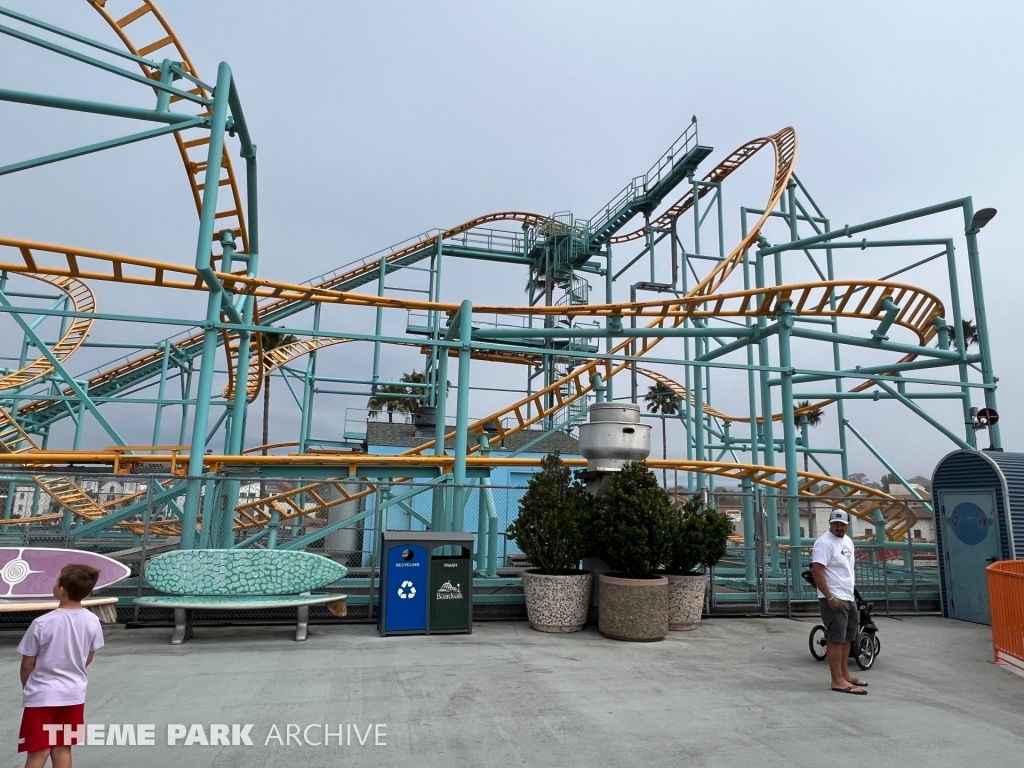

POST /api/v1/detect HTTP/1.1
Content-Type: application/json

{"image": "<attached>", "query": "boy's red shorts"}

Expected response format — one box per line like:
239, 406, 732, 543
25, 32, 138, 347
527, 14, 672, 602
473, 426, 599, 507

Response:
18, 704, 85, 753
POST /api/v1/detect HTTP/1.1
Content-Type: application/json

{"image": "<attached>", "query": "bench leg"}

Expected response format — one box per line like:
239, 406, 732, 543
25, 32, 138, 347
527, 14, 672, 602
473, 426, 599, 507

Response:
171, 608, 193, 645
295, 605, 309, 641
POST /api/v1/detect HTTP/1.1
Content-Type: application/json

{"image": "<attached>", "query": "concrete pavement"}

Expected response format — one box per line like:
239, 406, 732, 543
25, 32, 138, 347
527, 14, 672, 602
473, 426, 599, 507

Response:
1, 615, 1020, 767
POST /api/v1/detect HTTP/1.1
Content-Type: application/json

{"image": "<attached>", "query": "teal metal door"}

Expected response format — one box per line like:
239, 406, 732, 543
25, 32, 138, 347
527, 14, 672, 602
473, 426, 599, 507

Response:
939, 491, 1000, 624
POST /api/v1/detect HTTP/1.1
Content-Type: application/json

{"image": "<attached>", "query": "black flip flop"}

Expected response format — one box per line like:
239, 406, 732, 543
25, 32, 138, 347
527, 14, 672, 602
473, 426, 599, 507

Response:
848, 679, 869, 687
832, 686, 867, 695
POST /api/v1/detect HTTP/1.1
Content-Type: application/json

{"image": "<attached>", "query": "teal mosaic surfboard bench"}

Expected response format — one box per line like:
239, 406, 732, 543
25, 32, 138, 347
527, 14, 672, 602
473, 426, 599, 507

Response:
133, 550, 348, 644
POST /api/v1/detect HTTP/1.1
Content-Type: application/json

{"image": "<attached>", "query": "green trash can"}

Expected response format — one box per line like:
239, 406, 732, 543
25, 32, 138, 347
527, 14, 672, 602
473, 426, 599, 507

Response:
429, 551, 472, 633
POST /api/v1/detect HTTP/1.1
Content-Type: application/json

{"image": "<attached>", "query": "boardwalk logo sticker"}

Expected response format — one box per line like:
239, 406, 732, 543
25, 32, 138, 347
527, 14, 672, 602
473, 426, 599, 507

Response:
436, 581, 463, 600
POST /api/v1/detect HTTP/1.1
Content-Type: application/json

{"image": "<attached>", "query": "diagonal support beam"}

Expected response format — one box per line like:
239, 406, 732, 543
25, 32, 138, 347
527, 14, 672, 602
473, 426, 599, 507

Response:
71, 482, 187, 539
0, 118, 205, 178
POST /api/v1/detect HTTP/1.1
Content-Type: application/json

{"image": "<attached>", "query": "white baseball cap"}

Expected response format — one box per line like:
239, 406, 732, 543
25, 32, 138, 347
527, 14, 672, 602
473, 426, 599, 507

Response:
828, 510, 851, 525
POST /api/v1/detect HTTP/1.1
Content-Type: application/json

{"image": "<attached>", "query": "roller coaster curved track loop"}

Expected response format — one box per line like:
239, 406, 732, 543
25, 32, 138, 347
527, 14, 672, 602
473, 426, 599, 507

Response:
222, 337, 353, 402
0, 275, 96, 392
87, 0, 249, 257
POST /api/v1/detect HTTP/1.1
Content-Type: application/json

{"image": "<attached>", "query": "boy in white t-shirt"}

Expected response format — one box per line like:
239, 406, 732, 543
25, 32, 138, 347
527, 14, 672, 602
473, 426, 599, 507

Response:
810, 510, 868, 696
17, 564, 104, 768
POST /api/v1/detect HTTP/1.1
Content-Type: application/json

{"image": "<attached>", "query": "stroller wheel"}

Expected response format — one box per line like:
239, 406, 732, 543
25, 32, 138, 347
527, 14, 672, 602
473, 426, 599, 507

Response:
855, 632, 876, 670
809, 625, 828, 661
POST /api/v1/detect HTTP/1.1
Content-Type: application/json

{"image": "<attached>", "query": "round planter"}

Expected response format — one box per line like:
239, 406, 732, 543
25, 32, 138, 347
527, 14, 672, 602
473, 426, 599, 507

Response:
667, 573, 706, 631
597, 573, 668, 642
521, 570, 592, 633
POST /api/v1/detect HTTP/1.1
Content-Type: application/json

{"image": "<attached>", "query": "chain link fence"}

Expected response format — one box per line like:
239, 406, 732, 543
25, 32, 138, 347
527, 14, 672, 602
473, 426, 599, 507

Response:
0, 472, 939, 630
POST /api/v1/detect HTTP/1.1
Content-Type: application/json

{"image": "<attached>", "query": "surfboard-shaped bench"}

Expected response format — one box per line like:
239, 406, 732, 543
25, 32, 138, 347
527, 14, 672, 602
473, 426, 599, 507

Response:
133, 550, 348, 644
0, 548, 129, 623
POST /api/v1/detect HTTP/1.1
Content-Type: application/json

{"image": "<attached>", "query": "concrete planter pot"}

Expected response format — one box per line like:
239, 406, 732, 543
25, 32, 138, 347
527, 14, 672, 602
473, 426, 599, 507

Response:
521, 570, 592, 633
667, 573, 706, 631
597, 573, 668, 642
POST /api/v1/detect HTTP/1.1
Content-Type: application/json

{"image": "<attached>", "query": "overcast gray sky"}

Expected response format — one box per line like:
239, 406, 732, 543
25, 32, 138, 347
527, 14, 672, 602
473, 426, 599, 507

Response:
1, 1, 1021, 483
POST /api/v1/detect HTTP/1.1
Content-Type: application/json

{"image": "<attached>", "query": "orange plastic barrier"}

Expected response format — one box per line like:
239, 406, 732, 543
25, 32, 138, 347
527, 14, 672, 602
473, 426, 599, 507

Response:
987, 560, 1024, 673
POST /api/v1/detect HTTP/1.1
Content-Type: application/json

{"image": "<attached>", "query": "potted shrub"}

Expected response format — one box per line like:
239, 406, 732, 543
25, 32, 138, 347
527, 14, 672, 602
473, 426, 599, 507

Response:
665, 496, 733, 630
590, 461, 676, 642
507, 453, 596, 633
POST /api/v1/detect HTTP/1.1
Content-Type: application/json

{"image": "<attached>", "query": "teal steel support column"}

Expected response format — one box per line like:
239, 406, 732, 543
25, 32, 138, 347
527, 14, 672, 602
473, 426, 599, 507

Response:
776, 301, 801, 588
942, 243, 977, 447
370, 250, 388, 392
198, 479, 214, 550
693, 333, 706, 490
962, 201, 1001, 448
4, 480, 15, 520
224, 231, 252, 456
741, 476, 756, 583
604, 247, 614, 401
151, 340, 171, 447
427, 236, 442, 406
822, 221, 850, 480
267, 509, 280, 549
298, 304, 321, 453
475, 434, 491, 574
431, 340, 450, 530
451, 300, 473, 534
181, 62, 233, 550
754, 244, 780, 571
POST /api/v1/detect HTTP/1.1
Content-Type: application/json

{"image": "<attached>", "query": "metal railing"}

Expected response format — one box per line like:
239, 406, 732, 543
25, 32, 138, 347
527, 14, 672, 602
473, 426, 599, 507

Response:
987, 560, 1024, 673
587, 120, 699, 236
0, 473, 942, 627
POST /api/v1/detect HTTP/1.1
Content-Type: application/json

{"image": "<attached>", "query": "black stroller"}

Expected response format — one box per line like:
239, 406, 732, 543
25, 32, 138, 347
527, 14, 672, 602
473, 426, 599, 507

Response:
801, 570, 880, 670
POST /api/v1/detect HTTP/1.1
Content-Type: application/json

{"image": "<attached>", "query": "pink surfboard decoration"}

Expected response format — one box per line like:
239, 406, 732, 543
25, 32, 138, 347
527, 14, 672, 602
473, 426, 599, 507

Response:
0, 548, 130, 598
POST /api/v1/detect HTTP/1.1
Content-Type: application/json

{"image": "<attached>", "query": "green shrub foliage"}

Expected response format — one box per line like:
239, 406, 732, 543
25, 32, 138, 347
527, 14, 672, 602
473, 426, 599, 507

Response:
668, 495, 733, 574
591, 461, 676, 578
507, 453, 595, 574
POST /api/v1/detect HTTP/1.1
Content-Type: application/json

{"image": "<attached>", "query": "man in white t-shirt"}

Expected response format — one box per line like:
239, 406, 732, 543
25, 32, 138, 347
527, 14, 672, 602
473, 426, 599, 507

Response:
811, 510, 867, 695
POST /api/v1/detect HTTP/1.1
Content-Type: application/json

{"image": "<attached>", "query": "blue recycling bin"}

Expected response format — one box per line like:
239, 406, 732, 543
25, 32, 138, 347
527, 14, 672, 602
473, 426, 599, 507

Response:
377, 531, 474, 636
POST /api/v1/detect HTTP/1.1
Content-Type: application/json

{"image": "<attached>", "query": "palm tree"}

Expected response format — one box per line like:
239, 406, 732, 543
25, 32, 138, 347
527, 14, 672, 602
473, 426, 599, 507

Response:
644, 382, 679, 487
794, 400, 823, 472
939, 318, 980, 350
367, 370, 428, 423
367, 384, 411, 423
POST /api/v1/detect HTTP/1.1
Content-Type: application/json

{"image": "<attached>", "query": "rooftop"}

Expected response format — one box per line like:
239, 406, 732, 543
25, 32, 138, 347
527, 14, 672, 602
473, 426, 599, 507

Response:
365, 421, 581, 455
1, 617, 1017, 766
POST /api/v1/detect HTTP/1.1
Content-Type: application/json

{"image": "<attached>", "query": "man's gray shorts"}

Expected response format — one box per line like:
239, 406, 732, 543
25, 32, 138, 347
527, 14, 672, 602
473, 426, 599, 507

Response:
819, 599, 858, 643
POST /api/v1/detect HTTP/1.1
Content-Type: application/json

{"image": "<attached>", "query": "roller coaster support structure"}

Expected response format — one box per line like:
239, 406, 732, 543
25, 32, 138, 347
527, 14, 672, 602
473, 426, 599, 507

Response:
0, 5, 1003, 606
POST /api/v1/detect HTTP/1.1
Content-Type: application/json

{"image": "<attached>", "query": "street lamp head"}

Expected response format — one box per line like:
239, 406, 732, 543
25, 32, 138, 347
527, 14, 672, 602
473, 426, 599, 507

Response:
971, 208, 997, 230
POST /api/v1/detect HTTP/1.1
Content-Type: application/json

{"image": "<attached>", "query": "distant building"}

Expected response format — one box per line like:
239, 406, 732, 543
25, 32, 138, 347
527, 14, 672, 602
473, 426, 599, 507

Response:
887, 483, 935, 542
362, 422, 582, 563
2, 478, 148, 519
